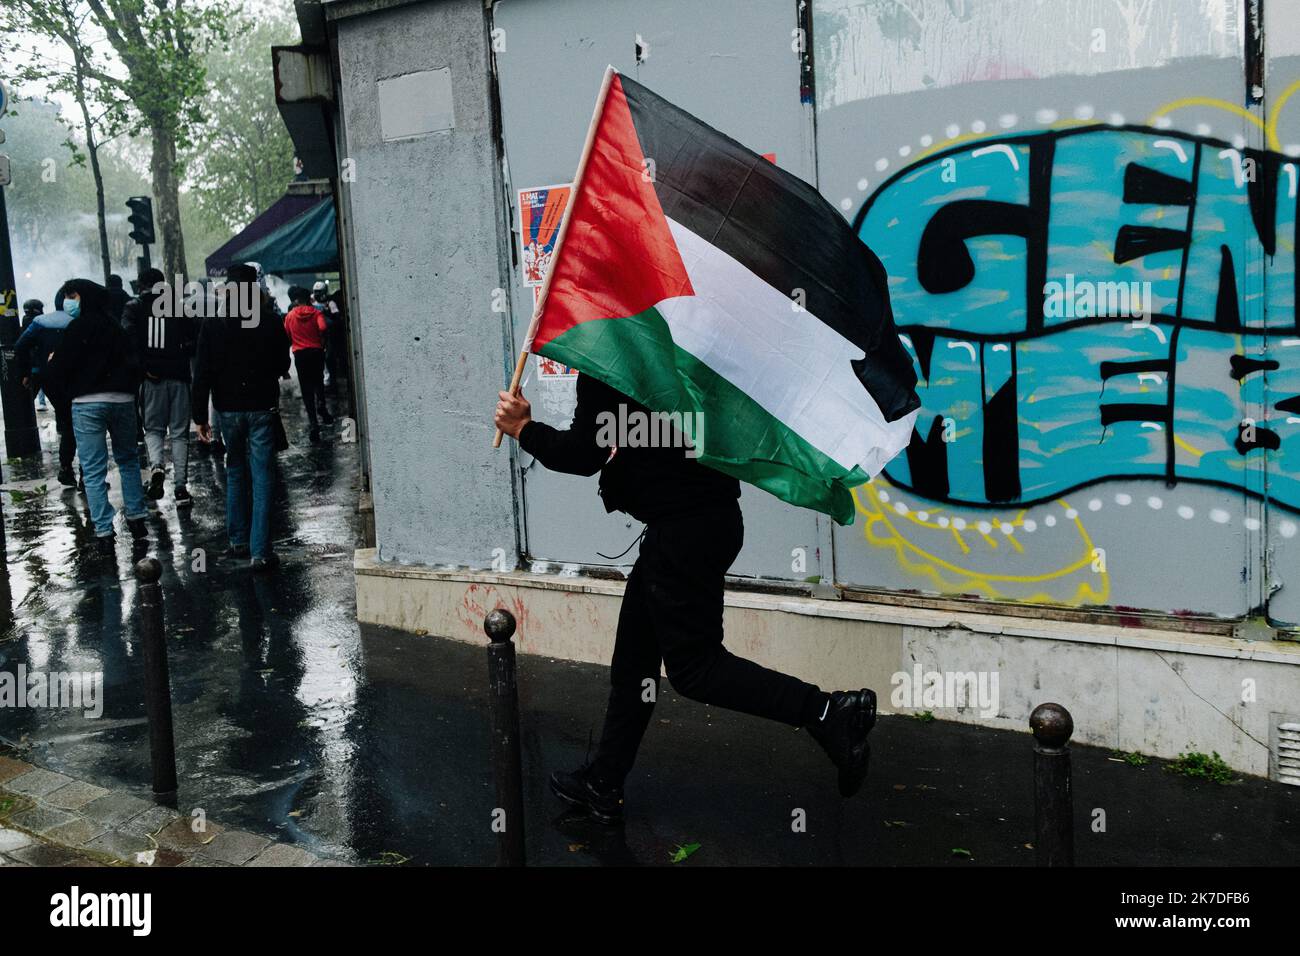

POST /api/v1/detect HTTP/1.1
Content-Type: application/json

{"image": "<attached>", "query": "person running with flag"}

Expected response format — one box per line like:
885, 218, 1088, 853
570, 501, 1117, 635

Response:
493, 68, 920, 823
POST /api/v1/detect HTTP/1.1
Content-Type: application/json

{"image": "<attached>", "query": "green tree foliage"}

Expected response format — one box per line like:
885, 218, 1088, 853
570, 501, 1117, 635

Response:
1, 96, 150, 301
2, 0, 234, 280
184, 10, 299, 234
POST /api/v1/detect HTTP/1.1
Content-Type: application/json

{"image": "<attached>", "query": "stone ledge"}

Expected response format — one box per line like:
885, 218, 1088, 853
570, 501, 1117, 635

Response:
353, 548, 1300, 666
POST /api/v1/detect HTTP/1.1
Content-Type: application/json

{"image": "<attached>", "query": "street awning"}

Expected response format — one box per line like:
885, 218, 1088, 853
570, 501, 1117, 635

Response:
204, 192, 333, 277
227, 196, 339, 277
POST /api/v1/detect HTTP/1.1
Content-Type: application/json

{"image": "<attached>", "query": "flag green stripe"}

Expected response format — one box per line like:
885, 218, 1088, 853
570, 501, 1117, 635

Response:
537, 307, 870, 525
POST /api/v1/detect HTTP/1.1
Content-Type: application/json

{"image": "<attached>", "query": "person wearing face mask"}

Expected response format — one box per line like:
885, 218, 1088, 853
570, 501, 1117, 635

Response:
15, 295, 79, 484
44, 279, 149, 554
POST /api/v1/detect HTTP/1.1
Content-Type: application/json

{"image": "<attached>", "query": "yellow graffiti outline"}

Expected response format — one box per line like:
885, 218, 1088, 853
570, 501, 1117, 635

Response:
852, 483, 1110, 605
1149, 78, 1300, 152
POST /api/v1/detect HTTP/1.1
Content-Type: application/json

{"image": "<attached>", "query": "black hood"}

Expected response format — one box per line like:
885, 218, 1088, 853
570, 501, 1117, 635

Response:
59, 279, 113, 322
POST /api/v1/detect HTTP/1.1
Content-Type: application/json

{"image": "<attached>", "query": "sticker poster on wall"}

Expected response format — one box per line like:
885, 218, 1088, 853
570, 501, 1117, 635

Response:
517, 183, 571, 287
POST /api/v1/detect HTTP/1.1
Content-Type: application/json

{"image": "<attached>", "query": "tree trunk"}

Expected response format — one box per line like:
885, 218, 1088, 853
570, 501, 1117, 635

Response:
72, 48, 111, 284
149, 121, 187, 282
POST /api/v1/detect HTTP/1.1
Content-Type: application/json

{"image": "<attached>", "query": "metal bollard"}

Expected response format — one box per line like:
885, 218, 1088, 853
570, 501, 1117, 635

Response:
135, 558, 178, 801
485, 608, 525, 866
1029, 702, 1074, 867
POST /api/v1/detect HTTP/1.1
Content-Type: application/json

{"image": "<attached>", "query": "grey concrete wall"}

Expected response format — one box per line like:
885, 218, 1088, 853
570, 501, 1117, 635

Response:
333, 0, 518, 567
490, 0, 826, 582
331, 0, 1300, 628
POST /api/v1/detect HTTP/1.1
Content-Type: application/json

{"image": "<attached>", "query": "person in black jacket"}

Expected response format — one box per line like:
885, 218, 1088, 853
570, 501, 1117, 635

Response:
192, 264, 291, 571
105, 274, 131, 325
495, 373, 878, 824
124, 268, 196, 507
44, 279, 149, 553
15, 295, 78, 484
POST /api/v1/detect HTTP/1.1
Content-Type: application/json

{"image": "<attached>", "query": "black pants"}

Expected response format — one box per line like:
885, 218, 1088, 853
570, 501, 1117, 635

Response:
293, 348, 330, 426
52, 397, 77, 472
590, 503, 822, 785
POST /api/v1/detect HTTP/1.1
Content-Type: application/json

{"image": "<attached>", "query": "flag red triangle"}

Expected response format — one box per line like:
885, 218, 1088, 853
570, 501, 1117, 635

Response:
531, 73, 694, 351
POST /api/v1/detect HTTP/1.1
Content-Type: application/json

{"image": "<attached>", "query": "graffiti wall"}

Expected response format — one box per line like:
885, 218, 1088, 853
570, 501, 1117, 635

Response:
816, 0, 1300, 625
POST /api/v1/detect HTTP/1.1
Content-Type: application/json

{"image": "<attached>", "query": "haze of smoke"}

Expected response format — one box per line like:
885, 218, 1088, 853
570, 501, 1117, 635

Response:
12, 212, 136, 306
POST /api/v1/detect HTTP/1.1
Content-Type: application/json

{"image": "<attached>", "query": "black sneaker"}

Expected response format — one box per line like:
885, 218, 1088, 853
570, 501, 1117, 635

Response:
807, 689, 877, 798
126, 517, 149, 541
87, 534, 115, 557
173, 485, 193, 508
221, 544, 251, 560
250, 553, 279, 573
57, 468, 76, 487
146, 468, 165, 500
319, 409, 334, 425
549, 764, 624, 825
309, 426, 321, 445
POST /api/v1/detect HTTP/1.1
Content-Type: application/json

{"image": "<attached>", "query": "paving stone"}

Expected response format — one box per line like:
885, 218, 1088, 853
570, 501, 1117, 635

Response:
43, 780, 110, 811
194, 830, 270, 865
119, 804, 182, 838
4, 768, 75, 798
0, 856, 31, 867
8, 804, 76, 835
0, 757, 33, 785
43, 818, 109, 848
0, 826, 33, 853
8, 843, 103, 867
246, 843, 318, 867
83, 829, 152, 864
154, 817, 225, 852
79, 792, 154, 828
310, 857, 353, 867
179, 855, 228, 867
0, 792, 31, 823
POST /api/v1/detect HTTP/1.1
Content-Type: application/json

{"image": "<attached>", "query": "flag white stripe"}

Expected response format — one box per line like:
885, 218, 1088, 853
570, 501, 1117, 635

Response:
657, 218, 917, 475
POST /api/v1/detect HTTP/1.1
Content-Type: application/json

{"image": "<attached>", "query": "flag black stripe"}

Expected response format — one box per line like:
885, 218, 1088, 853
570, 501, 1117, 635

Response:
619, 74, 919, 423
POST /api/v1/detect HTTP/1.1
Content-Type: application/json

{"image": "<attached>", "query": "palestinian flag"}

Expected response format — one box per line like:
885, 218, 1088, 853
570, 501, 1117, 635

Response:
527, 68, 919, 525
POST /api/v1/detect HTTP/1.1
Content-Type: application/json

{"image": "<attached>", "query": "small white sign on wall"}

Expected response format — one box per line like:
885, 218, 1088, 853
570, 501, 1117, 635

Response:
377, 68, 455, 141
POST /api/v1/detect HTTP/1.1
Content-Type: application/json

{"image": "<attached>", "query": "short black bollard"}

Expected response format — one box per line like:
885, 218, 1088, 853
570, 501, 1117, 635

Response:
135, 558, 178, 801
485, 608, 525, 867
1029, 702, 1074, 867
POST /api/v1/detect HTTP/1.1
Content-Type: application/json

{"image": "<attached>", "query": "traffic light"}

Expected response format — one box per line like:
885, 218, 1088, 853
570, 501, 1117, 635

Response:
126, 196, 155, 245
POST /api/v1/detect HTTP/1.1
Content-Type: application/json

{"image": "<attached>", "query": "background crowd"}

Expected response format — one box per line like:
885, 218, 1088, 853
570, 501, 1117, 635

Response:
12, 266, 348, 570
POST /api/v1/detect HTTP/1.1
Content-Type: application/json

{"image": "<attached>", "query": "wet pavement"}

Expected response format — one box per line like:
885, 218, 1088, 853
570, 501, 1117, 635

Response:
1, 381, 1297, 866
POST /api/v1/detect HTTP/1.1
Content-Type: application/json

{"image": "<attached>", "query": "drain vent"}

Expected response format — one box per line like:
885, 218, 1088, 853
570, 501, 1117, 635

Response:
1270, 715, 1300, 786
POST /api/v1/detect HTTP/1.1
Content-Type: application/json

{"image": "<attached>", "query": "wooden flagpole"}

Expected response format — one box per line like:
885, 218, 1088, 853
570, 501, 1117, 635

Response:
494, 65, 618, 448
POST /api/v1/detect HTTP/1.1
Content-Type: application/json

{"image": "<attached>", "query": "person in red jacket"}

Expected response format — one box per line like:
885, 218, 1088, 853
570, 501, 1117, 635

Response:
283, 285, 334, 444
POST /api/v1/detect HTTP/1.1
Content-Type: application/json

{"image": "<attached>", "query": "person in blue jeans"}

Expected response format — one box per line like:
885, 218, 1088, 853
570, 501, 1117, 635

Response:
192, 264, 291, 572
212, 410, 276, 565
44, 279, 149, 554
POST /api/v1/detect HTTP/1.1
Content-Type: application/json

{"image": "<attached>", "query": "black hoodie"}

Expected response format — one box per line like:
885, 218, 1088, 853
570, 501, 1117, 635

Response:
191, 288, 291, 422
123, 289, 196, 382
519, 373, 740, 523
43, 279, 142, 403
